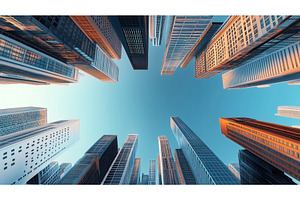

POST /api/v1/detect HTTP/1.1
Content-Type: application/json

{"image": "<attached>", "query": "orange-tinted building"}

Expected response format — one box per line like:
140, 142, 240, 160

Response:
220, 117, 300, 181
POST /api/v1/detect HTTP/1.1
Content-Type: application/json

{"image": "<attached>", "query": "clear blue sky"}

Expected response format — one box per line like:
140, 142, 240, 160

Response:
1, 34, 300, 181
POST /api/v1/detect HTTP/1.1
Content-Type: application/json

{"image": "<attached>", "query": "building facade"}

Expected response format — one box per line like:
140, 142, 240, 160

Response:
140, 173, 149, 185
108, 16, 149, 70
161, 16, 214, 75
276, 106, 300, 119
158, 136, 179, 185
228, 163, 241, 181
157, 155, 162, 185
0, 73, 49, 85
148, 160, 156, 185
27, 161, 60, 184
59, 135, 118, 184
0, 107, 47, 137
239, 149, 296, 184
149, 16, 165, 46
129, 158, 141, 185
174, 149, 197, 185
171, 117, 240, 184
0, 120, 80, 184
220, 117, 300, 181
58, 163, 72, 180
102, 134, 138, 185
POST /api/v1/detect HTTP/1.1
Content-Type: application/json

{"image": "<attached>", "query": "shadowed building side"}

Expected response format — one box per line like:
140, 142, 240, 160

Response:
174, 149, 197, 185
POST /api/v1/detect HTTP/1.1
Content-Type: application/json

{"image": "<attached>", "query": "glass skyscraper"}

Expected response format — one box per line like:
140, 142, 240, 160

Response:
0, 73, 49, 85
148, 160, 156, 185
0, 107, 47, 137
0, 119, 80, 184
174, 149, 197, 185
27, 161, 61, 185
158, 136, 180, 185
228, 163, 241, 181
102, 134, 138, 185
157, 155, 162, 185
58, 163, 72, 180
276, 106, 300, 119
129, 158, 141, 185
171, 116, 240, 184
149, 16, 165, 46
140, 173, 149, 185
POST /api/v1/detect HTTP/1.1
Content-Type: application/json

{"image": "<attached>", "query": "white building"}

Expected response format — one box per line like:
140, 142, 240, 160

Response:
276, 106, 300, 119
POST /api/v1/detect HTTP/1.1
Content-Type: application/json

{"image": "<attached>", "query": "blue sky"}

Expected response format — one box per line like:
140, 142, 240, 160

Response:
1, 33, 300, 181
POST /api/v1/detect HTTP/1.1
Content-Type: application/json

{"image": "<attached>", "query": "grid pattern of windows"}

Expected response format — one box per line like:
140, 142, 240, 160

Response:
123, 29, 145, 54
150, 15, 165, 46
277, 106, 300, 119
0, 120, 79, 184
102, 135, 138, 185
0, 107, 46, 136
27, 161, 61, 184
195, 51, 222, 78
228, 163, 241, 181
222, 41, 300, 89
158, 136, 179, 185
129, 158, 141, 185
171, 117, 240, 185
174, 149, 197, 184
161, 16, 213, 75
148, 160, 156, 185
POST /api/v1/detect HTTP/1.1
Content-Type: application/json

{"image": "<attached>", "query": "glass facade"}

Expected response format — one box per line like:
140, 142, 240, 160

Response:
276, 106, 300, 119
220, 117, 300, 181
161, 16, 214, 75
140, 173, 149, 185
27, 161, 61, 184
0, 73, 49, 85
158, 136, 179, 185
129, 158, 141, 185
174, 149, 197, 185
0, 107, 47, 137
148, 160, 156, 185
0, 119, 80, 184
171, 117, 240, 184
149, 16, 165, 46
239, 149, 296, 184
102, 134, 138, 185
228, 163, 241, 181
58, 163, 72, 180
158, 155, 162, 185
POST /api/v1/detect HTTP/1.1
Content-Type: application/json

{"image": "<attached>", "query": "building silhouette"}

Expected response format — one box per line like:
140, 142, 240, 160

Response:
228, 163, 241, 181
220, 117, 300, 181
158, 136, 179, 185
108, 16, 149, 70
102, 134, 138, 185
161, 16, 214, 75
0, 120, 80, 184
59, 135, 118, 184
140, 173, 149, 185
148, 160, 156, 185
174, 149, 197, 185
276, 106, 300, 119
239, 149, 296, 184
149, 16, 165, 46
129, 158, 141, 185
0, 107, 47, 137
171, 116, 240, 184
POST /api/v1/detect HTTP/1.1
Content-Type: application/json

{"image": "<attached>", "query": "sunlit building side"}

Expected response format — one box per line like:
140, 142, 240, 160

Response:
276, 106, 300, 119
129, 158, 141, 185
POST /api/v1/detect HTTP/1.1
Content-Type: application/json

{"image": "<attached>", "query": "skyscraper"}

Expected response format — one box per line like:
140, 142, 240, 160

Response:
161, 16, 214, 75
129, 158, 141, 185
59, 135, 118, 184
276, 106, 300, 119
197, 15, 300, 78
171, 117, 240, 184
108, 16, 149, 70
228, 163, 241, 181
58, 163, 72, 180
149, 16, 165, 46
27, 161, 61, 184
148, 160, 156, 185
157, 155, 162, 185
0, 73, 49, 85
0, 119, 80, 184
0, 107, 47, 137
0, 33, 79, 84
140, 173, 149, 185
102, 134, 138, 185
220, 117, 300, 181
239, 149, 296, 184
174, 149, 197, 185
70, 16, 122, 59
158, 136, 179, 185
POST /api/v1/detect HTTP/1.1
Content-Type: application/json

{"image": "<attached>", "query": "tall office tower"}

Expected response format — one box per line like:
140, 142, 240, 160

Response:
27, 161, 60, 184
220, 117, 300, 181
58, 163, 72, 180
0, 34, 78, 84
228, 163, 241, 181
59, 135, 118, 184
70, 16, 122, 59
157, 155, 162, 185
148, 160, 156, 185
222, 41, 300, 89
158, 136, 179, 185
0, 16, 119, 82
174, 149, 197, 185
149, 16, 165, 46
0, 120, 80, 184
0, 107, 47, 137
102, 134, 138, 185
239, 149, 296, 184
276, 106, 300, 119
197, 15, 300, 78
140, 173, 149, 185
0, 73, 49, 85
161, 16, 214, 75
129, 158, 141, 185
171, 117, 240, 184
108, 16, 149, 70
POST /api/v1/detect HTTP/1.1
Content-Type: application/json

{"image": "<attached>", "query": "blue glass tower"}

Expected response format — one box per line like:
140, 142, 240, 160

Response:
170, 116, 240, 184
